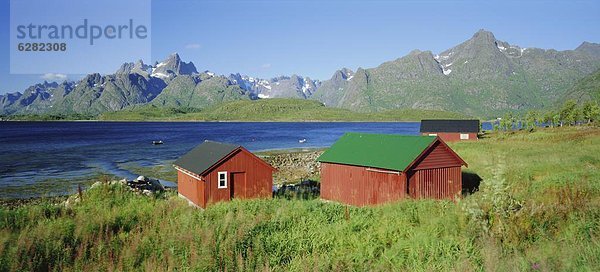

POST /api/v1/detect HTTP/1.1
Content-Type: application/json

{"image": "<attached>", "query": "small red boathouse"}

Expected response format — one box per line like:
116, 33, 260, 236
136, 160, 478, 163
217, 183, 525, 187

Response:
174, 141, 275, 208
317, 133, 467, 206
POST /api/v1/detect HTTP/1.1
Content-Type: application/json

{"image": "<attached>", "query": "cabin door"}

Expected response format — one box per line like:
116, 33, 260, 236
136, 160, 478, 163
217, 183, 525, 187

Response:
230, 172, 246, 199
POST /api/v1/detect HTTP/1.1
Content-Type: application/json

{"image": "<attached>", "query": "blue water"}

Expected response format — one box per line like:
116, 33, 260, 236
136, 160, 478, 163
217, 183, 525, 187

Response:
0, 121, 491, 198
0, 122, 418, 198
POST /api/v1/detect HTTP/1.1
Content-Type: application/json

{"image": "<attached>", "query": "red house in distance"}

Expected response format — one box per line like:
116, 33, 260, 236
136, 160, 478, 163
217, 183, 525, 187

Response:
174, 141, 275, 208
420, 119, 480, 142
317, 133, 467, 206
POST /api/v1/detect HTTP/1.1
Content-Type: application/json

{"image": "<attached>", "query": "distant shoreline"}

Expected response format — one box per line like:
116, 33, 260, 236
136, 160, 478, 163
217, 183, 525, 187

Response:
1, 98, 473, 122
1, 119, 424, 123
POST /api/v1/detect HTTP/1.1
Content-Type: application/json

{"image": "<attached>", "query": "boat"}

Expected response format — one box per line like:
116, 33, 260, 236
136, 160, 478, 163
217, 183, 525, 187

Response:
298, 138, 307, 143
152, 140, 163, 145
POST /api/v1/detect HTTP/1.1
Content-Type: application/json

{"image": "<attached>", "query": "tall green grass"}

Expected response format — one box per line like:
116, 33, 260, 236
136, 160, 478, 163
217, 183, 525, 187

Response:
0, 127, 599, 271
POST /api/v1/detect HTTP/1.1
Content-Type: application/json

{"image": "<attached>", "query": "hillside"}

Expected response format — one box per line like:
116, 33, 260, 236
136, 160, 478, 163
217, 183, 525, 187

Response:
564, 68, 600, 103
315, 30, 600, 116
99, 98, 468, 121
148, 74, 249, 108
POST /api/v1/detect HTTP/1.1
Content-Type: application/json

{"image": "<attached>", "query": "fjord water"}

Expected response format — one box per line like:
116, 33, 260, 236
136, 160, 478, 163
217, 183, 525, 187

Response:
0, 122, 424, 198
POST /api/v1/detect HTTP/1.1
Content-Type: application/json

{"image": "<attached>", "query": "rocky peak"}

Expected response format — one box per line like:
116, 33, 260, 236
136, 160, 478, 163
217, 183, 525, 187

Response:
575, 41, 600, 59
381, 50, 443, 77
353, 68, 369, 82
471, 29, 497, 44
408, 49, 423, 56
167, 53, 181, 62
0, 92, 23, 107
577, 41, 599, 49
82, 73, 103, 87
289, 74, 302, 83
435, 29, 505, 68
116, 63, 134, 74
151, 53, 198, 78
331, 68, 354, 82
134, 60, 152, 74
340, 68, 354, 77
22, 82, 59, 95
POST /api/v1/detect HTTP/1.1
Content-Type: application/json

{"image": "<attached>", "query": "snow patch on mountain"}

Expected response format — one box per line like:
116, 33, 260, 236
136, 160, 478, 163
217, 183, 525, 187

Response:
151, 72, 169, 79
229, 74, 321, 100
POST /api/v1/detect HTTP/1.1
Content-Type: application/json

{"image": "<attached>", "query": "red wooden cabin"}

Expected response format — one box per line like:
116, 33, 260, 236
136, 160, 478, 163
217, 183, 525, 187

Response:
317, 133, 467, 206
420, 119, 480, 141
174, 141, 275, 208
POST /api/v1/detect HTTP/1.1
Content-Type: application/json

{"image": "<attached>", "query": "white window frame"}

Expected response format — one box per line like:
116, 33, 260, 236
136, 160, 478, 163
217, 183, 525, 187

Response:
460, 133, 469, 140
428, 133, 437, 136
217, 171, 228, 188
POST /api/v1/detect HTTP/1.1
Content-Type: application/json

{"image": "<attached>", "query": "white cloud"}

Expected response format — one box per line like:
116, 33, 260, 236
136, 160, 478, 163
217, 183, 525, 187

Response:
185, 43, 202, 49
41, 73, 68, 81
261, 63, 272, 69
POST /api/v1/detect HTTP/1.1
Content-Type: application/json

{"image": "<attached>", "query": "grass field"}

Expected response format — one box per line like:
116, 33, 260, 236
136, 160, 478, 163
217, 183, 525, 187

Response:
0, 126, 599, 271
98, 98, 469, 121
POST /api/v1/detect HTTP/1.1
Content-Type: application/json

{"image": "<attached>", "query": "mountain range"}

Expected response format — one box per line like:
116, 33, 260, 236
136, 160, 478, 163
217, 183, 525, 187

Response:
1, 29, 599, 118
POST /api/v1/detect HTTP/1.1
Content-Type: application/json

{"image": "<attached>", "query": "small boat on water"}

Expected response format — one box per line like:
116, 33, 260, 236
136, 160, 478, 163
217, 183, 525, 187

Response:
152, 140, 164, 145
298, 138, 307, 143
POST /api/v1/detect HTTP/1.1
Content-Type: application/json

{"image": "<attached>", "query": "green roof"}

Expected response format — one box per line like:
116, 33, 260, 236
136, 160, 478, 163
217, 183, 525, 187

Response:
317, 133, 437, 172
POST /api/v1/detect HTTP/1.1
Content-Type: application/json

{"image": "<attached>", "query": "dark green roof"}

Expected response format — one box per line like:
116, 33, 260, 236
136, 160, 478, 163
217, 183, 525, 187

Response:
317, 133, 437, 171
174, 141, 240, 175
420, 119, 480, 133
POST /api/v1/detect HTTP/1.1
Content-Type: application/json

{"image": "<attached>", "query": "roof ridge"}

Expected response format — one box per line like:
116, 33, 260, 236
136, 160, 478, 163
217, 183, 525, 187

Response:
203, 139, 241, 147
420, 119, 480, 133
344, 132, 435, 137
174, 140, 241, 174
420, 119, 479, 121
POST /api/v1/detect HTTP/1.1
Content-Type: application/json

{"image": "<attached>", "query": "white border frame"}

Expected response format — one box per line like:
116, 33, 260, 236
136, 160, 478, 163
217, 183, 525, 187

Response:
217, 171, 228, 188
460, 133, 469, 140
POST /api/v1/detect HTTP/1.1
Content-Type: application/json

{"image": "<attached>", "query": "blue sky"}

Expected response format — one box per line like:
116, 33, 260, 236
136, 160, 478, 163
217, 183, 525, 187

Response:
2, 0, 600, 94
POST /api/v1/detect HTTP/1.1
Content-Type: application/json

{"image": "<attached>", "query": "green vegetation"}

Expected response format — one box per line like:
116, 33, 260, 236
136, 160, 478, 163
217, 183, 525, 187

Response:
97, 105, 198, 121
0, 173, 111, 200
4, 113, 95, 121
564, 68, 600, 103
118, 162, 177, 182
1, 127, 599, 270
149, 75, 249, 110
99, 98, 469, 121
494, 99, 600, 130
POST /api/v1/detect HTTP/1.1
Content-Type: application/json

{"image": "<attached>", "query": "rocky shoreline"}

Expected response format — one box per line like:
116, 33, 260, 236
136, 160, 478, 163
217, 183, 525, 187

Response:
260, 149, 323, 184
1, 176, 173, 209
62, 176, 171, 207
1, 149, 325, 208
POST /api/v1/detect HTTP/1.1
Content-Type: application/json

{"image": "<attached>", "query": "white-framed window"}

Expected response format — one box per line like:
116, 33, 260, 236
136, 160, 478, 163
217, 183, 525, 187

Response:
217, 171, 227, 188
428, 133, 437, 136
460, 133, 469, 140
